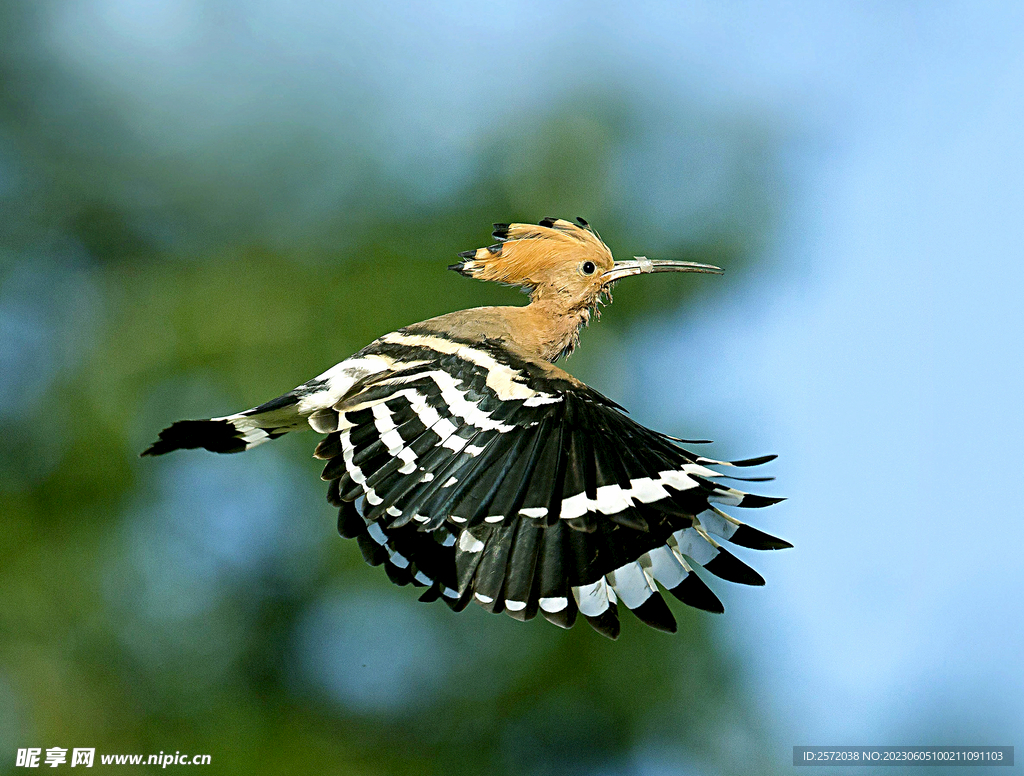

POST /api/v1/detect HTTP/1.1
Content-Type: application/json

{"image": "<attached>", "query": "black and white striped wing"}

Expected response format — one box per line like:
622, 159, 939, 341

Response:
314, 333, 789, 639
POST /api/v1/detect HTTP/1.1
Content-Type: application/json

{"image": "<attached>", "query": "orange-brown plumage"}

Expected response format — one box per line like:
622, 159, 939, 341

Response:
445, 218, 613, 361
451, 218, 614, 295
444, 216, 720, 362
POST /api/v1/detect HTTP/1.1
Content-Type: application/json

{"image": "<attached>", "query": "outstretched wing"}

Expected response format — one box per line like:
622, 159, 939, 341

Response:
313, 330, 789, 639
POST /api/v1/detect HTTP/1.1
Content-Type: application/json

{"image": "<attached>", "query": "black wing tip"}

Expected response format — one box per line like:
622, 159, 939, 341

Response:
140, 419, 245, 457
540, 602, 578, 630
664, 434, 714, 444
729, 524, 793, 551
583, 605, 621, 639
731, 454, 778, 467
739, 494, 787, 509
418, 586, 442, 603
384, 561, 414, 587
442, 589, 474, 612
356, 533, 387, 566
337, 501, 365, 538
669, 574, 725, 614
703, 549, 766, 586
326, 479, 342, 507
630, 594, 678, 634
505, 600, 539, 622
313, 432, 341, 461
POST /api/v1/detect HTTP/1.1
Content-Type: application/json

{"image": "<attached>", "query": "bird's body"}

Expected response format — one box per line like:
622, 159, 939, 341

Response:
144, 218, 789, 638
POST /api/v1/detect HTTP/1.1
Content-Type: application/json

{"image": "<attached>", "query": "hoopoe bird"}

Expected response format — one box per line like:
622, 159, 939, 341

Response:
143, 218, 789, 639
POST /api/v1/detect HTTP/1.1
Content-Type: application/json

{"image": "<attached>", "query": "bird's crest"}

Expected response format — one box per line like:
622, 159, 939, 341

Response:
450, 217, 613, 288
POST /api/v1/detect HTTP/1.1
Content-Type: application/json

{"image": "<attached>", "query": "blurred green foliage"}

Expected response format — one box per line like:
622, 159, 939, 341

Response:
0, 3, 785, 773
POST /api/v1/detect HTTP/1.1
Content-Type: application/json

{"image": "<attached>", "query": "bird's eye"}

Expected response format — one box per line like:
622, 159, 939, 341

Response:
581, 261, 597, 276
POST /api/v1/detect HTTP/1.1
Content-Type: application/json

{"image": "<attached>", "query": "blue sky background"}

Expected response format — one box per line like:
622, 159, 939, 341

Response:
614, 1, 1024, 757
638, 4, 1024, 750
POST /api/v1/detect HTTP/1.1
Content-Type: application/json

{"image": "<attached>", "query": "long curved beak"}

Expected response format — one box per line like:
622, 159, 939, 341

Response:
603, 256, 723, 283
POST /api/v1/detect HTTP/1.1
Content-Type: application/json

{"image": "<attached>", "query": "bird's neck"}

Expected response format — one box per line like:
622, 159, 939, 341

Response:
505, 297, 593, 362
408, 295, 597, 363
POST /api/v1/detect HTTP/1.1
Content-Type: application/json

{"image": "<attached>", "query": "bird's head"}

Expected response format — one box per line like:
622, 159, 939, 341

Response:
450, 217, 722, 311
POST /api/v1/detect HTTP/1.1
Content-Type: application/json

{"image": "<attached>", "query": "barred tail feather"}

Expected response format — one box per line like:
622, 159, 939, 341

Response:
141, 418, 249, 456
141, 412, 293, 457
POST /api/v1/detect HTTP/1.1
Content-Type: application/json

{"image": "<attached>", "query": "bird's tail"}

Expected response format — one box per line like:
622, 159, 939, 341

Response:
141, 354, 391, 457
141, 397, 307, 457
